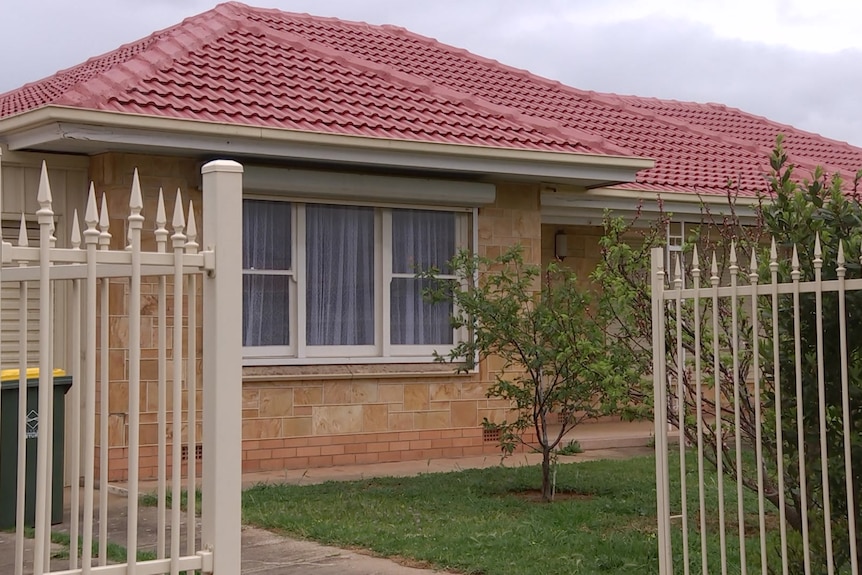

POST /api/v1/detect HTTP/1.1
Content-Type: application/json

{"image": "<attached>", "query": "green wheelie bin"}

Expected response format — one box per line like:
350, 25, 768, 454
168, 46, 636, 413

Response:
0, 368, 72, 529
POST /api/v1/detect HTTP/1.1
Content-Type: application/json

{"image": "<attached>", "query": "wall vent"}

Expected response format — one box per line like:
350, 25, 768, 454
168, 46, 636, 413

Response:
482, 428, 501, 443
181, 444, 203, 462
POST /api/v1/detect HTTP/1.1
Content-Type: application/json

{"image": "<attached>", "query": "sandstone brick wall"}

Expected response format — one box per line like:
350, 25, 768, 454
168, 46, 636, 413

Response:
89, 152, 204, 481
88, 155, 543, 480
540, 223, 605, 284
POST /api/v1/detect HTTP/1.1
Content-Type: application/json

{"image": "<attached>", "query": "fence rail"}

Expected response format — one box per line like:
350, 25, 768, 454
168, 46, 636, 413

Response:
652, 238, 861, 575
0, 154, 242, 575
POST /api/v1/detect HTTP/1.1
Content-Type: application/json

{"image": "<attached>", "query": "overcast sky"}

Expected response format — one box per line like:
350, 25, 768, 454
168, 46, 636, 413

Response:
2, 0, 860, 147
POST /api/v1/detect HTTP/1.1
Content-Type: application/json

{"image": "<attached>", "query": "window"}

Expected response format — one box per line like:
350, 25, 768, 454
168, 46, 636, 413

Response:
242, 199, 469, 364
242, 200, 294, 355
666, 221, 685, 287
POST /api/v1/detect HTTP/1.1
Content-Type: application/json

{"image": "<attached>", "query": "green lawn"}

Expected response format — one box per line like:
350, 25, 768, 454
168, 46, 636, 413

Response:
242, 452, 776, 575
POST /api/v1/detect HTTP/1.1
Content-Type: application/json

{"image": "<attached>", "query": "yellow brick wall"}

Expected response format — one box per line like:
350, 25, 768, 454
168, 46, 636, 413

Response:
540, 223, 605, 284
90, 155, 543, 479
89, 152, 204, 481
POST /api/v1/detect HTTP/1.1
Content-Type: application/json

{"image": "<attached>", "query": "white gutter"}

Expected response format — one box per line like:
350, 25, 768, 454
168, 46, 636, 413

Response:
0, 106, 654, 184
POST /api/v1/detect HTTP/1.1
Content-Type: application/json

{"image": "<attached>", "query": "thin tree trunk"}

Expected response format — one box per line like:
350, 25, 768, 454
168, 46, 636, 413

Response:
541, 449, 553, 502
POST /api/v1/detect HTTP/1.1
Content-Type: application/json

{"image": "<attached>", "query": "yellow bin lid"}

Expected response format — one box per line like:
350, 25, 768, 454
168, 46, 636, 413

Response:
0, 368, 66, 381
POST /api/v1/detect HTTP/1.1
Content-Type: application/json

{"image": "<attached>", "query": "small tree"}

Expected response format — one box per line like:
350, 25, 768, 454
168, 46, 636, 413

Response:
594, 135, 862, 572
423, 245, 632, 502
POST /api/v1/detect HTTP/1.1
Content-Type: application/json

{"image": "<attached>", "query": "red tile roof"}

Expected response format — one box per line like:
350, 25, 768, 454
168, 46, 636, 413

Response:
2, 1, 860, 196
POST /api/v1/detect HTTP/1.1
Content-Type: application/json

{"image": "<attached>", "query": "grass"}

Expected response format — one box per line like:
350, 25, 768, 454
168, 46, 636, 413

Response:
5, 526, 156, 563
139, 488, 201, 514
242, 451, 776, 575
556, 439, 583, 455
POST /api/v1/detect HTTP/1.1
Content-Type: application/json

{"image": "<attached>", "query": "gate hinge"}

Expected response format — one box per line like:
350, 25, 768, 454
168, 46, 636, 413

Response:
202, 248, 216, 276
197, 549, 214, 573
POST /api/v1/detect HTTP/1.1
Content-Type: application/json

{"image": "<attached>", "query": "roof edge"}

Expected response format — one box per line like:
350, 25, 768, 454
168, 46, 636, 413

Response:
0, 106, 655, 171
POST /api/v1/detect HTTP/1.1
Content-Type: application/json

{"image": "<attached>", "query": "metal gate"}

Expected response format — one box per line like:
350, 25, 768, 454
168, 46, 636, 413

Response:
651, 239, 861, 575
0, 154, 242, 574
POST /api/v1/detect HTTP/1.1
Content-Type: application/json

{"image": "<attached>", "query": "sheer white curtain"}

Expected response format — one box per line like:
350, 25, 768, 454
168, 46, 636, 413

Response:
242, 200, 291, 347
391, 209, 454, 345
306, 204, 375, 346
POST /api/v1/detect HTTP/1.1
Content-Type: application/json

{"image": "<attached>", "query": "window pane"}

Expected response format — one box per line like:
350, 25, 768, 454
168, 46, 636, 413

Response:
243, 275, 290, 346
243, 200, 291, 270
391, 278, 453, 345
306, 204, 375, 346
392, 209, 456, 274
391, 210, 456, 347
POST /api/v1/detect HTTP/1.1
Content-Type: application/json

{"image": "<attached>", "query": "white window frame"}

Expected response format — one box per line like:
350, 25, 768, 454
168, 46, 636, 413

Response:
666, 220, 685, 288
382, 209, 468, 358
242, 198, 472, 365
242, 197, 297, 360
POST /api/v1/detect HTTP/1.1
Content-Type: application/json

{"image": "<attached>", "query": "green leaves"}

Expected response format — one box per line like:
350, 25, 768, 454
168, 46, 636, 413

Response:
594, 134, 862, 571
422, 244, 632, 501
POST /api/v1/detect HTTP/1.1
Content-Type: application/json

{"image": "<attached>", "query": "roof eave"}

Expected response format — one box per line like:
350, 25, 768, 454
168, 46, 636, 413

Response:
541, 185, 761, 226
0, 107, 654, 187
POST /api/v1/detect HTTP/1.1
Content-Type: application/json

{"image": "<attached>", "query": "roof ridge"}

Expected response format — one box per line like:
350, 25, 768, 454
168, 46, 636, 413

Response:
586, 92, 776, 163
54, 6, 241, 110
241, 8, 631, 157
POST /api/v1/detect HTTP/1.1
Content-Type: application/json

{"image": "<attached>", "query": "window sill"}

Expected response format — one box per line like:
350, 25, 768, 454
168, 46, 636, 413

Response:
242, 362, 476, 382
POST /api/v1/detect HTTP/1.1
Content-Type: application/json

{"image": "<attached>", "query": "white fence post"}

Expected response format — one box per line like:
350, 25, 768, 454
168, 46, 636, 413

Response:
201, 160, 243, 574
650, 246, 671, 575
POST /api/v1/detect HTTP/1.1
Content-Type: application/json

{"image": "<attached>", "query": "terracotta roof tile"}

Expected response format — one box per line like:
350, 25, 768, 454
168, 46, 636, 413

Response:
1, 1, 860, 196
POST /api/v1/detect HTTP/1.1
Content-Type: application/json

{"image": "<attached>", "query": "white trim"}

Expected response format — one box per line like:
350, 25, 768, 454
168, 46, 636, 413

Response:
243, 354, 447, 366
295, 204, 307, 359
382, 211, 393, 358
242, 198, 469, 365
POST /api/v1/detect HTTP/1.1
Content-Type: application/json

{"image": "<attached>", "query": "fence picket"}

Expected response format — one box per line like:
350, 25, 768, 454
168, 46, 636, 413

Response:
789, 246, 813, 575
34, 162, 54, 575
155, 189, 168, 561
692, 246, 709, 575
748, 249, 767, 575
69, 211, 82, 571
839, 243, 859, 575
812, 234, 835, 574
770, 239, 790, 575
185, 200, 198, 575
97, 193, 110, 566
82, 184, 99, 575
170, 191, 186, 575
15, 214, 29, 575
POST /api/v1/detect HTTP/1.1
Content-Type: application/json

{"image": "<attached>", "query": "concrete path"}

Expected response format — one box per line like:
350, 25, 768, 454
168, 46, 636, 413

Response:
0, 427, 654, 574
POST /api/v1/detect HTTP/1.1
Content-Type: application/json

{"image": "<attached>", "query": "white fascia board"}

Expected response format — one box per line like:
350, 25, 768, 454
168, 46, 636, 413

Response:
541, 189, 760, 226
0, 108, 655, 185
0, 143, 90, 169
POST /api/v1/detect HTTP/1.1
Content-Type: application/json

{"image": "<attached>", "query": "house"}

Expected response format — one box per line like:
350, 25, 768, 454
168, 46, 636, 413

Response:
1, 2, 860, 481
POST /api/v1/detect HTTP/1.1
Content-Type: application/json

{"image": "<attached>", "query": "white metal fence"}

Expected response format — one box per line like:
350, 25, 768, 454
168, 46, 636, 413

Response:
0, 153, 242, 574
651, 239, 862, 575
